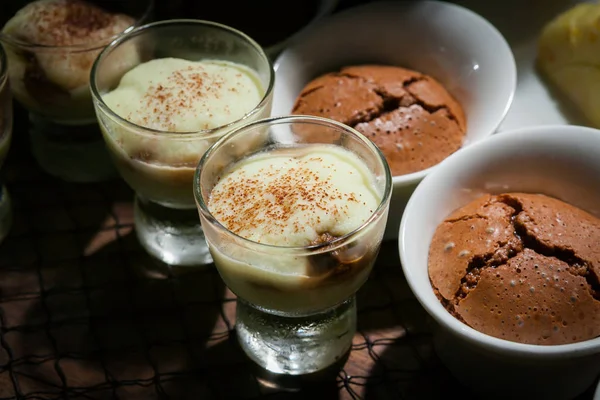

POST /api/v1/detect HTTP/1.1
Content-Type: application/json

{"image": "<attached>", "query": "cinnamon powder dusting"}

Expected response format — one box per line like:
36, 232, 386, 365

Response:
139, 66, 228, 131
4, 0, 134, 47
101, 58, 263, 132
208, 150, 377, 246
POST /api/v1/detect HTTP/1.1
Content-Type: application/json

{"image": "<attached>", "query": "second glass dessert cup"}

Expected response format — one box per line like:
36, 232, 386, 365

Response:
91, 20, 274, 267
194, 115, 392, 375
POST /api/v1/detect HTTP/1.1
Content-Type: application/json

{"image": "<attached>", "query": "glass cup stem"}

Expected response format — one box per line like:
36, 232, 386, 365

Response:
235, 296, 357, 375
134, 195, 213, 266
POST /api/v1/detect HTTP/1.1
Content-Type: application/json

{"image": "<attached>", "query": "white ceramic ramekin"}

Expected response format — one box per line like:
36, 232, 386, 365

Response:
399, 125, 600, 400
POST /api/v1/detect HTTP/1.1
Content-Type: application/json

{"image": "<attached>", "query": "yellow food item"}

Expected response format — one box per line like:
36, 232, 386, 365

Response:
538, 2, 600, 127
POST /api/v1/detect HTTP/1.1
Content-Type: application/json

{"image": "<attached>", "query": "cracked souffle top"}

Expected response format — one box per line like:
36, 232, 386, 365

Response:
292, 65, 466, 176
428, 193, 600, 345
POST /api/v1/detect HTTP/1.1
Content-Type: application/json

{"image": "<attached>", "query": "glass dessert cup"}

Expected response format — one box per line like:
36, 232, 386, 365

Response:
0, 0, 153, 182
194, 115, 392, 375
91, 20, 274, 267
0, 46, 13, 243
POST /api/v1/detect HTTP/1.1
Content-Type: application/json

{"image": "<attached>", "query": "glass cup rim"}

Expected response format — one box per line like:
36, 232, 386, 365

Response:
0, 0, 155, 51
89, 18, 275, 139
194, 114, 393, 252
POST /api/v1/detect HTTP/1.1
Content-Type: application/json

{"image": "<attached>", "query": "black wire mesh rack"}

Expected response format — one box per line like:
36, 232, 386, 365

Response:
0, 106, 598, 400
0, 130, 437, 400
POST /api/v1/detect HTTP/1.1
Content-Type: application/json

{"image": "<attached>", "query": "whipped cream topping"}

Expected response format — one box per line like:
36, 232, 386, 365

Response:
102, 57, 264, 132
2, 0, 134, 47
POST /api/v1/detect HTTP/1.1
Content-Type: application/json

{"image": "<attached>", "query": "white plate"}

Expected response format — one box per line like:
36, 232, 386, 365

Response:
455, 0, 592, 131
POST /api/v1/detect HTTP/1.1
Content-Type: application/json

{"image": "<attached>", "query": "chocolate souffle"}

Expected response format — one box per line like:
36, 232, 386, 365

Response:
428, 193, 600, 345
292, 65, 467, 176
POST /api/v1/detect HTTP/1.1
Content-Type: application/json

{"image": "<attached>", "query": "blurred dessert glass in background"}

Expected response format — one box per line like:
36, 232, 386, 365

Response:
0, 0, 152, 182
